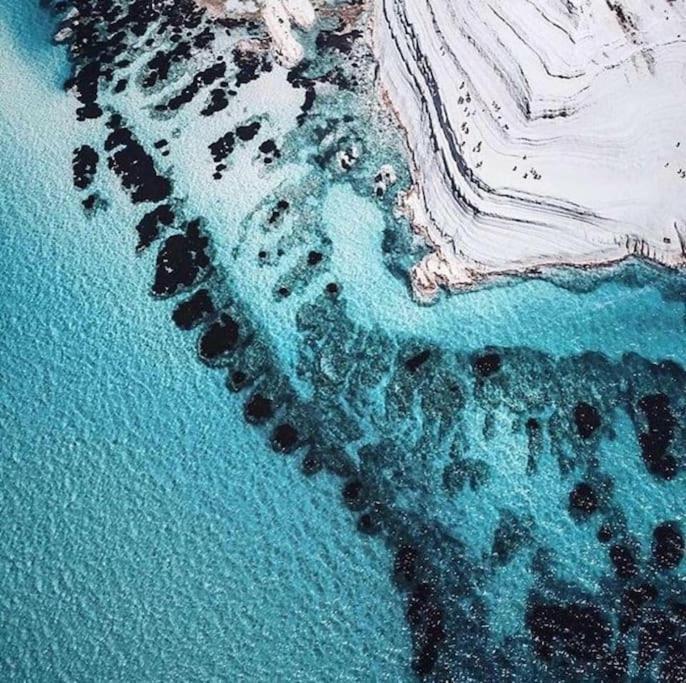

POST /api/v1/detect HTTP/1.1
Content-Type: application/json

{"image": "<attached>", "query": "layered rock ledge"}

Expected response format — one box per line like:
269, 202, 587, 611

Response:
373, 0, 686, 296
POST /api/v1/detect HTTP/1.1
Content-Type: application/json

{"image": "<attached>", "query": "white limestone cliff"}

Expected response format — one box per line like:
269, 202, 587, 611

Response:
374, 0, 686, 296
262, 0, 316, 67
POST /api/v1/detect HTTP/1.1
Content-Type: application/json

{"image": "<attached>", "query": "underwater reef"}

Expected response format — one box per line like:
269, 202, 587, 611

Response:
13, 0, 686, 679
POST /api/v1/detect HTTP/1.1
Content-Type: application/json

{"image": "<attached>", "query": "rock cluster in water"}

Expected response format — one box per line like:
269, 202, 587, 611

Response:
49, 0, 686, 679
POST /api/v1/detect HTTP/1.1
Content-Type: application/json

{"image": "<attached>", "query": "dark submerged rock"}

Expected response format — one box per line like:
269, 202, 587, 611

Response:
307, 250, 323, 266
233, 47, 271, 87
199, 313, 239, 360
258, 138, 281, 163
527, 601, 612, 664
135, 203, 175, 251
603, 645, 628, 681
597, 522, 614, 544
171, 288, 214, 330
413, 643, 440, 678
142, 40, 193, 89
408, 583, 444, 677
620, 583, 657, 632
609, 544, 638, 580
267, 199, 289, 224
638, 611, 677, 668
244, 393, 274, 424
394, 544, 419, 586
152, 220, 210, 297
573, 402, 601, 439
72, 145, 99, 189
259, 138, 277, 154
301, 451, 323, 476
105, 121, 171, 204
569, 482, 599, 518
201, 87, 229, 116
405, 350, 431, 373
271, 423, 299, 453
491, 511, 531, 566
652, 522, 684, 571
637, 393, 678, 480
473, 352, 501, 377
162, 60, 226, 112
357, 511, 382, 535
82, 193, 98, 211
209, 131, 235, 164
342, 479, 366, 511
229, 370, 248, 392
235, 121, 261, 141
297, 88, 316, 126
66, 60, 103, 121
663, 649, 686, 683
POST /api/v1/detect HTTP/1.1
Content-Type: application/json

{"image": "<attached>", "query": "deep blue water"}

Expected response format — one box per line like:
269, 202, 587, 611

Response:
2, 1, 685, 681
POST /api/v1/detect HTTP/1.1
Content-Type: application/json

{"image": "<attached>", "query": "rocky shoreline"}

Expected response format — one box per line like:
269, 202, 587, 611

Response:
372, 0, 686, 298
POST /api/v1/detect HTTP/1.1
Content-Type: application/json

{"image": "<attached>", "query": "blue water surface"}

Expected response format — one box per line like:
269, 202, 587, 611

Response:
0, 3, 410, 680
2, 1, 686, 680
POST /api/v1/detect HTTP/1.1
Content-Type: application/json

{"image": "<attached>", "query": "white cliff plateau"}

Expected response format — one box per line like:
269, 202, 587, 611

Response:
374, 0, 686, 296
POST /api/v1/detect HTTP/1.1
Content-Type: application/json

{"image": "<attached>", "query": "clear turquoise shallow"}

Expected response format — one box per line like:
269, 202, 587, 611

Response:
1, 1, 685, 681
0, 4, 409, 680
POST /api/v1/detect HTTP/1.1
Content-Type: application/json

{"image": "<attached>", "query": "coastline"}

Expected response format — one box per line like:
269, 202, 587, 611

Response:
192, 0, 686, 300
6, 1, 686, 680
370, 0, 686, 300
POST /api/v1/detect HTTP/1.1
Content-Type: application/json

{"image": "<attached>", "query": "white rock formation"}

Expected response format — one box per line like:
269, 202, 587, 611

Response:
199, 0, 315, 66
374, 0, 686, 295
262, 0, 316, 67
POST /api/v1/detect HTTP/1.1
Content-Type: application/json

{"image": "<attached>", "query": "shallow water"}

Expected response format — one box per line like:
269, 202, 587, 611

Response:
0, 4, 409, 680
2, 1, 685, 681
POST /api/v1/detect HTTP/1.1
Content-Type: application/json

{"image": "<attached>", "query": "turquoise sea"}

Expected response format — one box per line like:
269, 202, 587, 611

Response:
0, 4, 409, 680
2, 1, 684, 680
